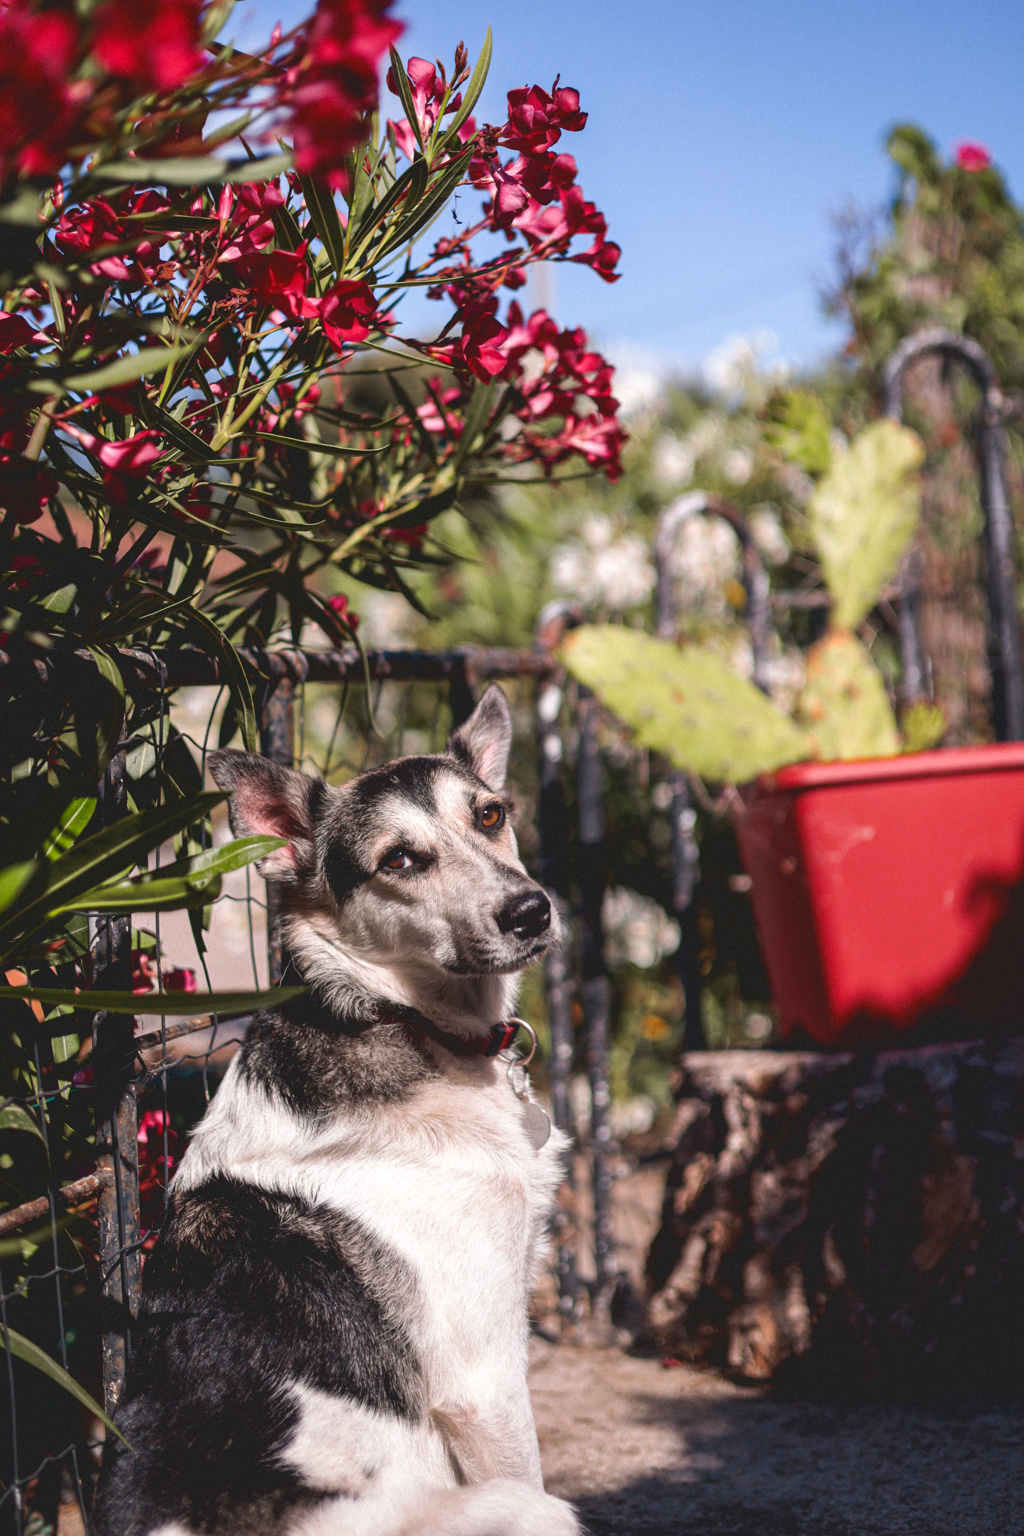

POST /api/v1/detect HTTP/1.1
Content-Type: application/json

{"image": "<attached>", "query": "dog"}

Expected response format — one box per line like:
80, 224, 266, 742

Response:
92, 685, 581, 1536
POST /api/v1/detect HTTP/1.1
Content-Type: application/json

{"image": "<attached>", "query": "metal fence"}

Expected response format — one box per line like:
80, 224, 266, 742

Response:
0, 627, 629, 1535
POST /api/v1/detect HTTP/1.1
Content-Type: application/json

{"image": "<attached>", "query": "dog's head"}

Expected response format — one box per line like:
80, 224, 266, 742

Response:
209, 686, 557, 1017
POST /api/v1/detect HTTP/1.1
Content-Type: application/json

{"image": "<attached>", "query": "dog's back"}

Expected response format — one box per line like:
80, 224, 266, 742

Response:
93, 689, 580, 1536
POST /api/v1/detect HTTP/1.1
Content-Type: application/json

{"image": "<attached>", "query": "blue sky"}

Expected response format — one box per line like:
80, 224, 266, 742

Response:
231, 0, 1024, 379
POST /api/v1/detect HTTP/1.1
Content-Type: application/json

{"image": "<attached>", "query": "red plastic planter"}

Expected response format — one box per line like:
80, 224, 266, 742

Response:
733, 743, 1024, 1045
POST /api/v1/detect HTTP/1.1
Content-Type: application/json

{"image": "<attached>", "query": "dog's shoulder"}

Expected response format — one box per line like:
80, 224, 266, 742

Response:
236, 995, 442, 1119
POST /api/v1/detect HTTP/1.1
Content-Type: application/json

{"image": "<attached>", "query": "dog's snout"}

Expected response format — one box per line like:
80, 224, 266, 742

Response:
496, 889, 551, 940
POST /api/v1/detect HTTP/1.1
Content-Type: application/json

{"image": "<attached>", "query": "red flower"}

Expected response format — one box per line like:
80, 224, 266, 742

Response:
0, 457, 58, 523
232, 245, 315, 319
287, 0, 403, 189
163, 966, 197, 992
132, 950, 157, 994
0, 2, 84, 179
956, 141, 991, 173
314, 277, 378, 349
326, 592, 359, 629
503, 81, 587, 154
91, 0, 205, 95
65, 424, 165, 508
0, 314, 35, 354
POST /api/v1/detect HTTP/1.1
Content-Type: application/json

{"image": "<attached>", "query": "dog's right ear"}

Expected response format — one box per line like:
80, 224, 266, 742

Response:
207, 750, 325, 882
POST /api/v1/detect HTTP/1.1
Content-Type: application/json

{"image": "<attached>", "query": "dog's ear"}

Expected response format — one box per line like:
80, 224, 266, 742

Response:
207, 750, 325, 882
447, 685, 513, 792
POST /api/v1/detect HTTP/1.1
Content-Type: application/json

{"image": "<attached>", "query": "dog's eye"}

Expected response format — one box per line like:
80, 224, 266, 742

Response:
381, 849, 415, 871
479, 804, 504, 831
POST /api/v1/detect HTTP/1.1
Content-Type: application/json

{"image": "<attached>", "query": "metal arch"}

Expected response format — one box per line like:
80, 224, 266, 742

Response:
654, 492, 773, 693
883, 327, 1024, 741
654, 494, 774, 1055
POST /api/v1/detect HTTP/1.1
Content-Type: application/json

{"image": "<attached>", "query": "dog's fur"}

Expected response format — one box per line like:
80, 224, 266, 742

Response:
92, 687, 580, 1536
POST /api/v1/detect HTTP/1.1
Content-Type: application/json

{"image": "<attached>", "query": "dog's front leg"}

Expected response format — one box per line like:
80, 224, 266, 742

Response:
430, 1376, 543, 1488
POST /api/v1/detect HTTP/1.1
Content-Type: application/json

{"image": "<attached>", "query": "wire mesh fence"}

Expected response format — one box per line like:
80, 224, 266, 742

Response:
0, 635, 621, 1536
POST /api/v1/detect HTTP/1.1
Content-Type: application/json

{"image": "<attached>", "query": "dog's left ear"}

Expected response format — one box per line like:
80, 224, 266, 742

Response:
207, 749, 326, 882
447, 685, 513, 792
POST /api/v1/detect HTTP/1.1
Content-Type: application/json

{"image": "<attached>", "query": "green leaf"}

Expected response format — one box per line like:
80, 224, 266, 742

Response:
54, 873, 221, 913
0, 792, 228, 955
561, 627, 813, 783
57, 834, 286, 912
42, 798, 96, 862
0, 862, 37, 916
444, 29, 492, 141
34, 344, 200, 396
299, 176, 346, 274
185, 611, 257, 751
798, 631, 901, 760
0, 987, 305, 1015
763, 387, 833, 477
900, 699, 947, 753
90, 153, 291, 187
0, 1105, 45, 1141
809, 420, 925, 629
387, 49, 425, 153
251, 429, 383, 459
0, 1325, 127, 1443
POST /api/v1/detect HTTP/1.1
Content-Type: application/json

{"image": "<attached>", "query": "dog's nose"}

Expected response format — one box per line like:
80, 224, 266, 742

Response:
496, 889, 551, 939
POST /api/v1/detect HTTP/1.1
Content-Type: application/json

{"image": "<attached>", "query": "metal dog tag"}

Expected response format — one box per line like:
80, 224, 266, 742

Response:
522, 1101, 551, 1150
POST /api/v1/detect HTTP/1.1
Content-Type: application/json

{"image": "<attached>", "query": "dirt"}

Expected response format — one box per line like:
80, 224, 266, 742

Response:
529, 1342, 1024, 1536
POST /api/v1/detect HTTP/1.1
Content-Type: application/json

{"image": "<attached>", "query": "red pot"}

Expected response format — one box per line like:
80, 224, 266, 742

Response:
733, 743, 1024, 1045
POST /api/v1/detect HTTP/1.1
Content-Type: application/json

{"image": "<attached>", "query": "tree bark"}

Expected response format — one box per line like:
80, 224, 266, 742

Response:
642, 1037, 1024, 1392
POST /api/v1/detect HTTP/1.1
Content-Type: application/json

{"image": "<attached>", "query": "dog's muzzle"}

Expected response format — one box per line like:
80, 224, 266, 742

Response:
495, 889, 551, 941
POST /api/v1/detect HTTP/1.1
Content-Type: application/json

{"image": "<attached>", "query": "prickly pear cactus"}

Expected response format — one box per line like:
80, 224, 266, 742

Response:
561, 626, 812, 783
809, 419, 925, 630
798, 630, 901, 760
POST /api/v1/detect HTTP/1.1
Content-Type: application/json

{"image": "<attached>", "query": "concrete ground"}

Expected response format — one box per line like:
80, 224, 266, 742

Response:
530, 1343, 1024, 1536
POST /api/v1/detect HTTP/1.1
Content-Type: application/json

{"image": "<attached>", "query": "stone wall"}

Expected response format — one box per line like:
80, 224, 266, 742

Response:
642, 1037, 1024, 1391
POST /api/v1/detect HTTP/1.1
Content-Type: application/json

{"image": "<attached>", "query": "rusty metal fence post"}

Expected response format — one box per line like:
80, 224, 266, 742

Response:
884, 327, 1024, 741
575, 684, 616, 1322
259, 668, 298, 985
91, 751, 141, 1415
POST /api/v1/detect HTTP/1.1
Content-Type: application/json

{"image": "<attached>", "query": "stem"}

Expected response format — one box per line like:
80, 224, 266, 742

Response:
23, 399, 58, 462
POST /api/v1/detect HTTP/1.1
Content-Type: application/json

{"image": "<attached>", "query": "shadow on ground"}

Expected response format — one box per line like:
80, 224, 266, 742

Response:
529, 1345, 1024, 1536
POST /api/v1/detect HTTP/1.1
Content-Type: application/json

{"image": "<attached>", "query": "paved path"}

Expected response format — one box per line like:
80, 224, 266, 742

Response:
530, 1344, 1024, 1536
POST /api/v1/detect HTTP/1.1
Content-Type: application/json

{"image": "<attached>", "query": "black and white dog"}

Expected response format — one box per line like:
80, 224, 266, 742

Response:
93, 686, 580, 1536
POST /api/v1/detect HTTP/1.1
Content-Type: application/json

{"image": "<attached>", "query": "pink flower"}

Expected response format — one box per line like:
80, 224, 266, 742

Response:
287, 0, 403, 189
0, 2, 83, 179
163, 966, 197, 993
0, 457, 58, 523
502, 81, 587, 154
314, 277, 378, 349
325, 592, 359, 629
0, 314, 35, 354
91, 0, 205, 95
232, 245, 314, 319
956, 141, 991, 173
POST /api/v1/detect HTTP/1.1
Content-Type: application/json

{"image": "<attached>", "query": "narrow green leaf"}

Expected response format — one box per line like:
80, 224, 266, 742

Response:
252, 429, 384, 459
54, 874, 222, 914
445, 28, 492, 140
33, 345, 199, 397
387, 49, 424, 152
42, 799, 96, 862
0, 987, 305, 1015
0, 1105, 45, 1141
0, 1326, 127, 1443
186, 611, 257, 751
299, 175, 346, 274
0, 862, 37, 916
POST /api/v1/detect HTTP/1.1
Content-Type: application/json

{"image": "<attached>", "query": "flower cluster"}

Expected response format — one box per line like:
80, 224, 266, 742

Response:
0, 0, 207, 182
287, 0, 403, 187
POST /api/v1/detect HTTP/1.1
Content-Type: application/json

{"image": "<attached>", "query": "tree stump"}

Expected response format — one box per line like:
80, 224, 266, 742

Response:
642, 1037, 1024, 1392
